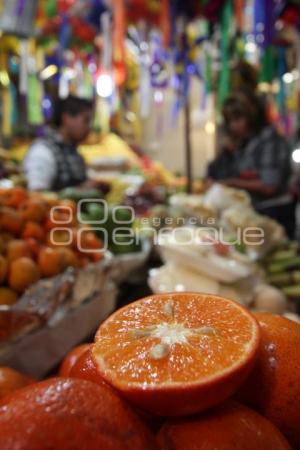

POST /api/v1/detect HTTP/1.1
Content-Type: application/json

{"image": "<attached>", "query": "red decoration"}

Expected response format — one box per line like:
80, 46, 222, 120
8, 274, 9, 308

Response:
112, 0, 126, 85
70, 17, 96, 42
161, 0, 171, 48
126, 0, 161, 25
57, 0, 77, 14
235, 0, 244, 30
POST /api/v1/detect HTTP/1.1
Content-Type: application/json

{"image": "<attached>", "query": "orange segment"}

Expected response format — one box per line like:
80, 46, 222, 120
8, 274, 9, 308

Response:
93, 293, 260, 416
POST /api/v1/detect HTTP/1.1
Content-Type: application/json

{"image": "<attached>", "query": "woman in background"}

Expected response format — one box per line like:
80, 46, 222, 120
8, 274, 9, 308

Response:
24, 96, 93, 192
208, 91, 295, 238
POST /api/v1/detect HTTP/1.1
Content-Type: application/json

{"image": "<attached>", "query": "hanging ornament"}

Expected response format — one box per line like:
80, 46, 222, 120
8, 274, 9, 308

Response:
217, 0, 232, 110
254, 0, 277, 48
57, 0, 77, 14
235, 0, 245, 30
112, 0, 126, 86
160, 0, 171, 48
45, 0, 57, 17
201, 0, 227, 22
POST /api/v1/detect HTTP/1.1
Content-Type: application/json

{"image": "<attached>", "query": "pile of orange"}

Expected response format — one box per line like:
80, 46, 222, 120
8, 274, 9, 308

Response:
1, 293, 300, 449
0, 187, 104, 306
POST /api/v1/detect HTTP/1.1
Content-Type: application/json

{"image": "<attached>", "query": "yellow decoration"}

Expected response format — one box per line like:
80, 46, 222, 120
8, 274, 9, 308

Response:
2, 87, 12, 136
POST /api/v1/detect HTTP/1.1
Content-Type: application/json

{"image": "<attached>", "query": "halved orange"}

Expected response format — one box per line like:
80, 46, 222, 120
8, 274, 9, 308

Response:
93, 293, 260, 416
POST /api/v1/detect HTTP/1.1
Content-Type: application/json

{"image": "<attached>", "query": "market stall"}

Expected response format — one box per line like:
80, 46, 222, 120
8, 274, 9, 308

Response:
0, 0, 300, 449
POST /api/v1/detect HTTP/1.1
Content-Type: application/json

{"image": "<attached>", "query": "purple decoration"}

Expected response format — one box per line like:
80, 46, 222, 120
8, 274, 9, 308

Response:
15, 0, 26, 16
254, 0, 276, 48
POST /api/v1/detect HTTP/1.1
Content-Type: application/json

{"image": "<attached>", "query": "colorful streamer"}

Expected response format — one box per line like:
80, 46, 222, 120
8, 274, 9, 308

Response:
218, 0, 232, 110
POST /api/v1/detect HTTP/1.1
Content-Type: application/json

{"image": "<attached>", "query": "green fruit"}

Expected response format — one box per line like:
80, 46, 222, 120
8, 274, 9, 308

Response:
114, 207, 133, 224
86, 203, 105, 221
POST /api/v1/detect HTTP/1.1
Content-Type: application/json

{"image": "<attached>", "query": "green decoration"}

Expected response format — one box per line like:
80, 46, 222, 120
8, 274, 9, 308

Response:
259, 46, 275, 83
27, 74, 43, 125
217, 0, 232, 110
45, 0, 57, 18
204, 48, 212, 93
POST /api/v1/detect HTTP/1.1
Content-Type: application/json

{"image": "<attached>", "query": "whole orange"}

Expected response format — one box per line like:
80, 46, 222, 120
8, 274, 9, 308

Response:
3, 187, 28, 208
0, 367, 35, 400
0, 207, 23, 236
8, 257, 40, 293
22, 222, 45, 242
60, 247, 79, 268
25, 238, 42, 258
0, 255, 8, 283
237, 313, 300, 449
38, 247, 65, 278
59, 344, 91, 377
0, 288, 18, 306
0, 378, 159, 450
69, 347, 108, 387
6, 240, 31, 263
158, 401, 292, 450
19, 199, 47, 223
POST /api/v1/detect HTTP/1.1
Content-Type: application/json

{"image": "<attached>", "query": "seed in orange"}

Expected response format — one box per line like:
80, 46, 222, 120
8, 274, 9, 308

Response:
59, 344, 91, 377
0, 378, 159, 450
19, 199, 47, 223
38, 247, 65, 278
6, 239, 31, 263
0, 255, 8, 283
0, 367, 35, 400
22, 222, 45, 242
8, 257, 40, 293
93, 293, 260, 416
237, 313, 300, 449
0, 288, 18, 306
158, 401, 292, 450
0, 207, 23, 236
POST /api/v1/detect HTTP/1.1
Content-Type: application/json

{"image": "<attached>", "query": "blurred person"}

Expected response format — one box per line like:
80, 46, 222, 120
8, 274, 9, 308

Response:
207, 91, 295, 237
24, 96, 93, 191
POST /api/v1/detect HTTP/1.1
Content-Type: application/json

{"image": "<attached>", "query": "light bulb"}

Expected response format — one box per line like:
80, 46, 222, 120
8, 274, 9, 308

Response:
96, 73, 114, 98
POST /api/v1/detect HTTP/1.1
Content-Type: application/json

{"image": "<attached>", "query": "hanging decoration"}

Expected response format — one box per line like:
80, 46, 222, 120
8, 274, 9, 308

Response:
217, 0, 232, 110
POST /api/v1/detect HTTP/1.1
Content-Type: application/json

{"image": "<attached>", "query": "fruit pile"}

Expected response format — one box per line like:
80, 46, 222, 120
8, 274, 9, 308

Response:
0, 187, 104, 306
265, 242, 300, 304
0, 293, 299, 449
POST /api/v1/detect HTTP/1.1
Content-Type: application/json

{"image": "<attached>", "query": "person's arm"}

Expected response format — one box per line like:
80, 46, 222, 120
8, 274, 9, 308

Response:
222, 134, 290, 197
23, 142, 57, 191
221, 178, 277, 196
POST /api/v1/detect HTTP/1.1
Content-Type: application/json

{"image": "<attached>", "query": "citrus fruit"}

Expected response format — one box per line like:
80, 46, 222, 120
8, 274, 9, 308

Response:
158, 401, 292, 450
0, 288, 18, 306
22, 222, 45, 242
0, 207, 23, 235
0, 378, 159, 450
25, 238, 42, 258
2, 187, 28, 208
8, 257, 40, 293
0, 367, 35, 400
237, 313, 300, 449
59, 344, 91, 377
0, 255, 8, 283
69, 347, 108, 385
19, 199, 47, 223
93, 293, 260, 416
6, 239, 31, 263
38, 247, 66, 277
